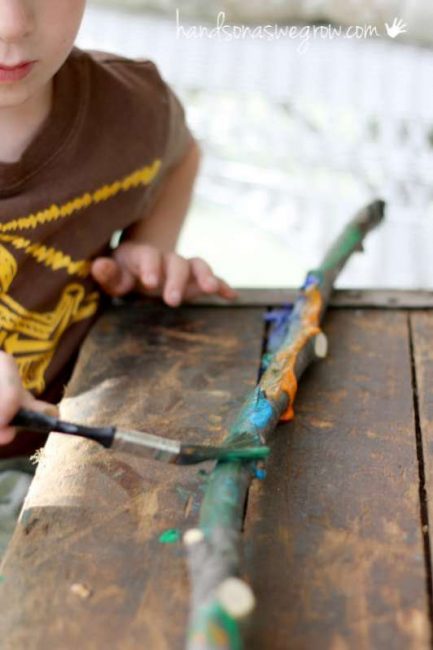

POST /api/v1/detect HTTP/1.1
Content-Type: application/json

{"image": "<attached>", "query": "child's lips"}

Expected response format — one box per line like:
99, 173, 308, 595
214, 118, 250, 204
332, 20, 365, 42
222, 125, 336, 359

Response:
0, 61, 36, 83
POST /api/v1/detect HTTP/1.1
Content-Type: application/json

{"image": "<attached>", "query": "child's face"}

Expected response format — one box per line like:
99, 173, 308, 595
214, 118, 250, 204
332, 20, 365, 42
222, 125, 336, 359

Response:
0, 0, 86, 108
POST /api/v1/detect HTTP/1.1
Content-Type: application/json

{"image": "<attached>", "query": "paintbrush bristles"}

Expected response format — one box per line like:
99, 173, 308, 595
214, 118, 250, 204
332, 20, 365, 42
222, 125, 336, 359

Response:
182, 444, 270, 464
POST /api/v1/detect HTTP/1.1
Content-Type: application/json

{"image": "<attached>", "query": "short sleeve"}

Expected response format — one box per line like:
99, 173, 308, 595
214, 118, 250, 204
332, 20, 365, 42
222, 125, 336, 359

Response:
86, 51, 195, 218
143, 80, 194, 213
162, 84, 194, 173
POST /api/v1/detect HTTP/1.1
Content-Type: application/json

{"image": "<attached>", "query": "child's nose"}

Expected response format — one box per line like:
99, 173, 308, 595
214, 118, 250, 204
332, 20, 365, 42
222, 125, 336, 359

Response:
0, 0, 34, 43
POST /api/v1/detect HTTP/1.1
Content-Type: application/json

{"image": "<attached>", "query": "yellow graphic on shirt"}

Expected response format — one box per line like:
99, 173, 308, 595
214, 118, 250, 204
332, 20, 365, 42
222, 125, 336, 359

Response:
0, 158, 161, 235
0, 244, 99, 393
0, 233, 91, 277
0, 158, 161, 393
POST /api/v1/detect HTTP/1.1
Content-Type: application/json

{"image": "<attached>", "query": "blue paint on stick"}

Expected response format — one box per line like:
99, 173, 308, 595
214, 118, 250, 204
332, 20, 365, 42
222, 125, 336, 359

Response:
249, 393, 274, 429
255, 468, 267, 480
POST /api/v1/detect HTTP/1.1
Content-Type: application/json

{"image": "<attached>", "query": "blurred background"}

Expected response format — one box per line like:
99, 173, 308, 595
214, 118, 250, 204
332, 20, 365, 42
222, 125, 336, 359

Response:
77, 0, 433, 289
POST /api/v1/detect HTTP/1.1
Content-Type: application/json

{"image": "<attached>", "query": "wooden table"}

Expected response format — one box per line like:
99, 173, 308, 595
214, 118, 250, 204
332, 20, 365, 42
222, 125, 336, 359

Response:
1, 290, 433, 649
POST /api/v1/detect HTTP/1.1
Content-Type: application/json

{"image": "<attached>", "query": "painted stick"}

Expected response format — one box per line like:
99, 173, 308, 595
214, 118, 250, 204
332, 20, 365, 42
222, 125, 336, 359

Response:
185, 200, 385, 650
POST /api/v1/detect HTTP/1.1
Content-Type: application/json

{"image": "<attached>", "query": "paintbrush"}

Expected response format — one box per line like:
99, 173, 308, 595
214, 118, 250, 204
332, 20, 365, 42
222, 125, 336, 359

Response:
11, 408, 269, 465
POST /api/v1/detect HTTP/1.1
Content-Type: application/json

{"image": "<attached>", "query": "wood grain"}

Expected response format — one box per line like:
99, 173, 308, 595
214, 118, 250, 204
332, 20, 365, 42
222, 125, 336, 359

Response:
410, 312, 433, 601
244, 310, 430, 649
0, 302, 265, 650
1, 304, 431, 649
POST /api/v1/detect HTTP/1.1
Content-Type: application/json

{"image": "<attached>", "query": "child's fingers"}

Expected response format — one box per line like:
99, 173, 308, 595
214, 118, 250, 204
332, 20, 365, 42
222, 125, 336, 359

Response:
0, 352, 24, 430
190, 258, 238, 301
91, 257, 136, 296
0, 352, 25, 445
182, 278, 238, 303
163, 253, 190, 306
216, 278, 239, 301
189, 257, 219, 293
22, 391, 60, 419
0, 427, 16, 445
114, 243, 162, 291
137, 247, 162, 290
0, 400, 58, 443
0, 354, 59, 445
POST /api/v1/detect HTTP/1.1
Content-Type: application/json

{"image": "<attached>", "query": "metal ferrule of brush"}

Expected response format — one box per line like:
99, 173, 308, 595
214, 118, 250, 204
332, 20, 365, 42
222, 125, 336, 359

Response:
113, 428, 181, 463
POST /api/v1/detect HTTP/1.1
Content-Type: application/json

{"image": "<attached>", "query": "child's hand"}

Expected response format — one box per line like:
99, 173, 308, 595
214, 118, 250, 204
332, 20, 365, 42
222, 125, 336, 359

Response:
0, 352, 59, 445
91, 242, 238, 307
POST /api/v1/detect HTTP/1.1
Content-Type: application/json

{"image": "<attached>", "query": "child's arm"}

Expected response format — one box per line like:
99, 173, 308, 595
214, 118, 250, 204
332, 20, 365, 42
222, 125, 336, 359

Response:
91, 139, 237, 306
127, 137, 202, 252
0, 352, 59, 445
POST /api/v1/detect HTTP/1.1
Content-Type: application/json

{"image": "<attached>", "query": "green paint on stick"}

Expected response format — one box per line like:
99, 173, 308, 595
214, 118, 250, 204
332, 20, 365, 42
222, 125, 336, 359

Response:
188, 602, 242, 650
223, 446, 270, 462
159, 528, 181, 544
318, 224, 362, 272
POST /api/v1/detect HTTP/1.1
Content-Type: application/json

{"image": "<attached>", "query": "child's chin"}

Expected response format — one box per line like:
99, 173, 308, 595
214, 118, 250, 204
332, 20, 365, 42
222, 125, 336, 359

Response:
0, 78, 40, 110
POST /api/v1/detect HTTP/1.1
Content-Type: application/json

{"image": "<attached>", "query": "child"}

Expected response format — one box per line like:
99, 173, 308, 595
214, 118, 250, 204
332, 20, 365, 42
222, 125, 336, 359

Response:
0, 0, 236, 455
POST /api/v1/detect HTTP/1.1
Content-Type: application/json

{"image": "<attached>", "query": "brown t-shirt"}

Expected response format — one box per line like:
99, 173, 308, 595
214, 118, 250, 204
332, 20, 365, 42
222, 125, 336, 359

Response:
0, 47, 192, 403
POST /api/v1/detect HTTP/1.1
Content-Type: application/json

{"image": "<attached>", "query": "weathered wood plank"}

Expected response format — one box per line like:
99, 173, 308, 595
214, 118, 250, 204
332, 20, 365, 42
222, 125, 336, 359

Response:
244, 310, 430, 649
190, 289, 433, 309
0, 302, 265, 649
410, 312, 433, 603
